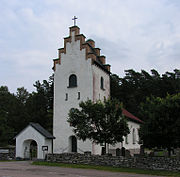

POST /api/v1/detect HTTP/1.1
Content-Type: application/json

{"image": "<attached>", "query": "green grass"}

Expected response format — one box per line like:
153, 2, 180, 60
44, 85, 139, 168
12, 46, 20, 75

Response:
0, 160, 17, 162
0, 160, 10, 162
32, 161, 180, 176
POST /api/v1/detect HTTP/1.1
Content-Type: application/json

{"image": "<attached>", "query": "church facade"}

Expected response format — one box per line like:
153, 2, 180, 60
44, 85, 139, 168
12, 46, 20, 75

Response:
53, 25, 142, 155
53, 26, 111, 155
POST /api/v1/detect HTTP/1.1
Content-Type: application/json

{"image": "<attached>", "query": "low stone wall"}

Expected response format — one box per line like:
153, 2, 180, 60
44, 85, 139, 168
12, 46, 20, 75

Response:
47, 153, 180, 171
0, 148, 15, 160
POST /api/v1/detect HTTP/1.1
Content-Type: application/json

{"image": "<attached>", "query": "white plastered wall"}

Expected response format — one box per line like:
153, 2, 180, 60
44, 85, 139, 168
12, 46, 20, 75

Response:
53, 32, 93, 153
91, 64, 110, 154
92, 64, 110, 102
109, 120, 141, 155
15, 125, 53, 159
123, 121, 140, 149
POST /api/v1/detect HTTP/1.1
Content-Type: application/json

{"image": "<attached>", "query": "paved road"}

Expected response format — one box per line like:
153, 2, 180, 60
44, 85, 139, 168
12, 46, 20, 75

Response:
0, 161, 166, 177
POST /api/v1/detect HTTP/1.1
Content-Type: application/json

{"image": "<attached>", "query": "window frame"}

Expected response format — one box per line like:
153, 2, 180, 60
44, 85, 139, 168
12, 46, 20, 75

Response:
100, 76, 105, 90
68, 74, 77, 88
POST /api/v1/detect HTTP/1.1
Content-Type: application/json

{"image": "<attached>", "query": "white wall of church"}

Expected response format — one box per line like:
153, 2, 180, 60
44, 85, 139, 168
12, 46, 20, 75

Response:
109, 120, 141, 155
53, 32, 94, 153
123, 120, 140, 150
53, 26, 141, 156
90, 65, 110, 154
92, 64, 110, 102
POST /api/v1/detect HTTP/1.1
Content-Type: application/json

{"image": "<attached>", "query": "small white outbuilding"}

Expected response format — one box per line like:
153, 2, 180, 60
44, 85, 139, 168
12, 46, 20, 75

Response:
15, 122, 55, 159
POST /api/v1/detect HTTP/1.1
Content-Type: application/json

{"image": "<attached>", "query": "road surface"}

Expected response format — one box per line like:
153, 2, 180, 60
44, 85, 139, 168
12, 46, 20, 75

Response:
0, 161, 166, 177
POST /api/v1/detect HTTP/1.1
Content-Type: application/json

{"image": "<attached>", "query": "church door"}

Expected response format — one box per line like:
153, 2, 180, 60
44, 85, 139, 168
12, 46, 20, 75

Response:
71, 136, 77, 152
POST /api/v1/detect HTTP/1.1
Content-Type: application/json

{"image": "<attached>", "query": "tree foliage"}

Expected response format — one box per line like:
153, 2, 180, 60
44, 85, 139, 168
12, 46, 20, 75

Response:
0, 75, 54, 146
0, 86, 15, 146
139, 93, 180, 152
111, 69, 180, 119
26, 77, 53, 133
67, 99, 129, 152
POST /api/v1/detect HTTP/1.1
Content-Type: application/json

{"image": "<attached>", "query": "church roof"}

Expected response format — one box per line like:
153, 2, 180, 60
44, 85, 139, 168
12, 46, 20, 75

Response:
29, 122, 55, 139
93, 60, 111, 74
122, 108, 143, 123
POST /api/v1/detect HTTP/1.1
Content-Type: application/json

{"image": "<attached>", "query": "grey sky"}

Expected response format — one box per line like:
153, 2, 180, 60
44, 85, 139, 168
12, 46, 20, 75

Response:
0, 0, 180, 93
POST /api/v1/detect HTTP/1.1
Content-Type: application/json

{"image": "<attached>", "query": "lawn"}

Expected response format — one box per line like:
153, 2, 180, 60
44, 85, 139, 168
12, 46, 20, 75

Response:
32, 161, 180, 176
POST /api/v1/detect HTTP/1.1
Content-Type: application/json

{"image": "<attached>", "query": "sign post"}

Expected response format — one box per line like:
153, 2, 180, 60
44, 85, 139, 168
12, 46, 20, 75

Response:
42, 146, 48, 159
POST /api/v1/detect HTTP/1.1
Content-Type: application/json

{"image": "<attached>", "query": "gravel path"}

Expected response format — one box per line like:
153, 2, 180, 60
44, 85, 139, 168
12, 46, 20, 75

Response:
0, 161, 166, 177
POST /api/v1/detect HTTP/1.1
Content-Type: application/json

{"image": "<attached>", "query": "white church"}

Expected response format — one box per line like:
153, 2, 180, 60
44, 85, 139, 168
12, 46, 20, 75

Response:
15, 24, 142, 159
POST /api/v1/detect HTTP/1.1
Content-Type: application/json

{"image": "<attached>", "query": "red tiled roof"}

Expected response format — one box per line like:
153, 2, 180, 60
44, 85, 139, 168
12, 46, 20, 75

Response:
122, 108, 143, 123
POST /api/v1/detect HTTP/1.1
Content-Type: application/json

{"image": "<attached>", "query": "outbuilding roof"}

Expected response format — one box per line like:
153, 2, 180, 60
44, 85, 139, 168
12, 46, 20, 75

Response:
122, 108, 143, 123
29, 122, 55, 139
14, 122, 55, 139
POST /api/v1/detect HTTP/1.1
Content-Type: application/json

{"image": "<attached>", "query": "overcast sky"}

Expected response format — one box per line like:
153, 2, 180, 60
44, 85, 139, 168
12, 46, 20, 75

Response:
0, 0, 180, 93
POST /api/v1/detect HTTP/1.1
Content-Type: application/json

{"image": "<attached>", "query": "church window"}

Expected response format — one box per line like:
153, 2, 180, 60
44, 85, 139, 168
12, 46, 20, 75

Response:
136, 128, 139, 143
125, 135, 128, 144
69, 74, 77, 88
100, 77, 104, 90
132, 128, 136, 144
65, 93, 68, 101
78, 92, 80, 100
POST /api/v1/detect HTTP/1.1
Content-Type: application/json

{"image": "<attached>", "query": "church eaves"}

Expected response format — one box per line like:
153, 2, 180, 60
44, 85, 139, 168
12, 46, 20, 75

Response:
122, 109, 143, 123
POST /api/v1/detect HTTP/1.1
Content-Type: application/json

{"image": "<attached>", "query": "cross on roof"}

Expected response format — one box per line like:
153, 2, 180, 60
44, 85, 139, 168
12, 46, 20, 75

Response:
72, 16, 78, 26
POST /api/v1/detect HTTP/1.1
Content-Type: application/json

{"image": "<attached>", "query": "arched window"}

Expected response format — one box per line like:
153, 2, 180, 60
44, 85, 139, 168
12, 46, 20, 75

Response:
125, 135, 128, 144
136, 128, 139, 143
100, 77, 104, 89
69, 74, 77, 87
132, 128, 136, 144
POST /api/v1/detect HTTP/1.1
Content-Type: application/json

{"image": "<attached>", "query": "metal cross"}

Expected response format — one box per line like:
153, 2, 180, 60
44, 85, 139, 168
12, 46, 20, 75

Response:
72, 16, 78, 26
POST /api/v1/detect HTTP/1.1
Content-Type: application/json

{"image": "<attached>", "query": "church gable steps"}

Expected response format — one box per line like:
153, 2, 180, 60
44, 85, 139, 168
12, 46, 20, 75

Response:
53, 26, 111, 73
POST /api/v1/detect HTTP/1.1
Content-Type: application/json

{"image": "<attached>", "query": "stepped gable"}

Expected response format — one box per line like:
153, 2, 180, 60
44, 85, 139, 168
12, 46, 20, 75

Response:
53, 26, 111, 73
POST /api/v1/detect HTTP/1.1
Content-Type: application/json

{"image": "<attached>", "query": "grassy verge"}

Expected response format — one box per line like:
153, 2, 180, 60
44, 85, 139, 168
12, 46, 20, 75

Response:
0, 160, 10, 162
32, 161, 180, 176
0, 160, 17, 162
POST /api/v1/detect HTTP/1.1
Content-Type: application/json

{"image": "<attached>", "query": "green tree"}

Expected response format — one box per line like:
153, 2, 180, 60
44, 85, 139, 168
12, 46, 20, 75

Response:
16, 87, 29, 105
7, 87, 30, 134
25, 76, 53, 132
110, 69, 180, 120
0, 86, 15, 146
67, 99, 129, 153
0, 75, 54, 146
139, 93, 180, 156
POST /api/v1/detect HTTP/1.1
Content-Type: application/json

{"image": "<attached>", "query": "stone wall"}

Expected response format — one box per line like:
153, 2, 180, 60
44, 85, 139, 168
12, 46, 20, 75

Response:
0, 148, 15, 160
47, 152, 180, 172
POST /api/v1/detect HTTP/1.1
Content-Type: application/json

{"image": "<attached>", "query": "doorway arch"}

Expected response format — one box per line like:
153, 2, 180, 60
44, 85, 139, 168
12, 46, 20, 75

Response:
30, 140, 37, 160
23, 139, 38, 160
